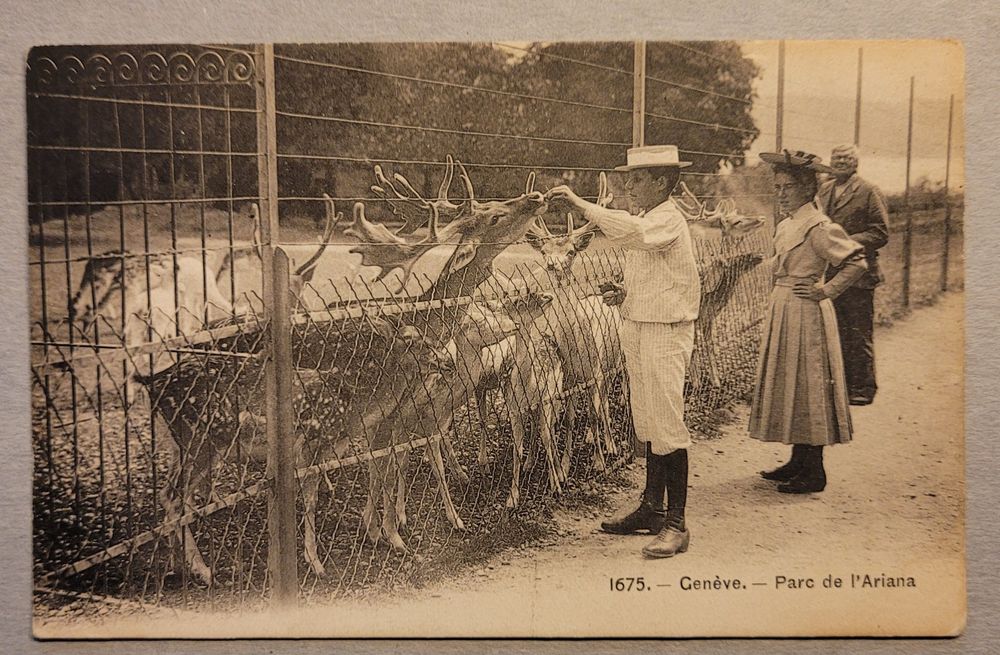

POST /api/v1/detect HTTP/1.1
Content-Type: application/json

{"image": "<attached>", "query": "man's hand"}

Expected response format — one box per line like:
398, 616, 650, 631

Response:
599, 280, 626, 307
544, 185, 587, 211
792, 281, 828, 301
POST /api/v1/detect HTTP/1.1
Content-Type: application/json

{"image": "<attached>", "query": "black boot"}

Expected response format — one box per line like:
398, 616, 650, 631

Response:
761, 444, 806, 482
778, 446, 827, 494
642, 449, 691, 557
601, 445, 667, 535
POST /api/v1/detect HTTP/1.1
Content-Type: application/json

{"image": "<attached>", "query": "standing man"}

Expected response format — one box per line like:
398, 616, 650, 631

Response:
817, 144, 890, 406
545, 145, 700, 559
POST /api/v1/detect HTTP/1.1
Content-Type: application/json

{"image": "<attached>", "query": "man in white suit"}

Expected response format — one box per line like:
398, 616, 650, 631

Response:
545, 145, 701, 559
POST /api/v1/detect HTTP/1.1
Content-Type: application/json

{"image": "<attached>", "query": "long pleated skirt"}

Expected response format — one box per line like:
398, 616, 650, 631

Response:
749, 285, 853, 445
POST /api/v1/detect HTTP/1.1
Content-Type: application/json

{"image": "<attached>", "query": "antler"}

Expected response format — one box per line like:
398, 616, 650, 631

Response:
673, 181, 707, 220
248, 203, 264, 259
372, 155, 474, 235
563, 173, 608, 238
346, 184, 442, 288
596, 171, 614, 208
294, 193, 344, 282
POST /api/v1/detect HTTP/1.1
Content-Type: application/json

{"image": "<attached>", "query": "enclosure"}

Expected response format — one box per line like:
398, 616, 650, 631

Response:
28, 42, 963, 615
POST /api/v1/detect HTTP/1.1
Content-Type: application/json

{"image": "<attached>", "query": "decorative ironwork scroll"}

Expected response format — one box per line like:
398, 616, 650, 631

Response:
27, 47, 255, 89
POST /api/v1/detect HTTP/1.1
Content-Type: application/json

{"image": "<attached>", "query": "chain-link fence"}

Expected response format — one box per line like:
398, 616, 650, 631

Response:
29, 42, 961, 617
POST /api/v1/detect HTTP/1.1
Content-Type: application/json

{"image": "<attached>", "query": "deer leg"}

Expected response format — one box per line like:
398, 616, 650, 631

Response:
593, 379, 618, 457
395, 450, 409, 529
560, 393, 577, 481
299, 446, 326, 578
362, 460, 382, 547
158, 432, 184, 577
538, 401, 563, 496
427, 435, 465, 531
474, 385, 492, 470
588, 399, 608, 473
181, 467, 213, 586
523, 423, 540, 472
439, 419, 469, 485
506, 415, 525, 509
380, 454, 407, 552
159, 423, 213, 587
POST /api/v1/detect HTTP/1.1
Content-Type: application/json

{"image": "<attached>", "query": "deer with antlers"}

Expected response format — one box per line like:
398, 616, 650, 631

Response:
340, 155, 550, 548
124, 197, 345, 584
214, 195, 342, 314
673, 181, 765, 239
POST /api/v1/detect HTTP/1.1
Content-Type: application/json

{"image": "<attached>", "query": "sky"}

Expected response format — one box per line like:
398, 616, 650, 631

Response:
496, 40, 965, 194
739, 39, 965, 194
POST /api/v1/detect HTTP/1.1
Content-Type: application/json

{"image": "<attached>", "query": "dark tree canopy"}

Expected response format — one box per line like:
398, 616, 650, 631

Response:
27, 42, 763, 226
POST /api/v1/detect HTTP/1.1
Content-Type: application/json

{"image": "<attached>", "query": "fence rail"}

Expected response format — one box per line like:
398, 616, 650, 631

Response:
29, 42, 962, 617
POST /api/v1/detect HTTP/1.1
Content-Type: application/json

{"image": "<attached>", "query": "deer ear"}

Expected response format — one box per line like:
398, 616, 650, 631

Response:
447, 243, 478, 275
524, 230, 545, 252
574, 229, 596, 251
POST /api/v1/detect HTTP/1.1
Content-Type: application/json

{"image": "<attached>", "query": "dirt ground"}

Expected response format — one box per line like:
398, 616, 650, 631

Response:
36, 291, 965, 639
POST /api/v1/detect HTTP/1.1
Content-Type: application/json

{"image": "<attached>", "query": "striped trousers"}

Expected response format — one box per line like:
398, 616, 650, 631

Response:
620, 319, 695, 455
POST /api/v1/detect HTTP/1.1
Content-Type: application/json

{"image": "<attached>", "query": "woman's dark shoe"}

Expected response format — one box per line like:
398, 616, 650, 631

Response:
761, 459, 801, 482
600, 499, 666, 535
777, 446, 826, 493
761, 445, 805, 481
777, 473, 826, 494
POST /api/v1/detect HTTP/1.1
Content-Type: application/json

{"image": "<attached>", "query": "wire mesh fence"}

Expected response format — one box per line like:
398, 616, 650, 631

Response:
29, 41, 962, 616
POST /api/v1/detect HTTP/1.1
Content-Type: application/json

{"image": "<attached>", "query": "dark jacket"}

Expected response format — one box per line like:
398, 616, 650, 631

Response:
817, 174, 890, 288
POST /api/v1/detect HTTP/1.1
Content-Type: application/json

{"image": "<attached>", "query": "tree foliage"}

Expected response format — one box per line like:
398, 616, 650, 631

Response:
28, 42, 763, 226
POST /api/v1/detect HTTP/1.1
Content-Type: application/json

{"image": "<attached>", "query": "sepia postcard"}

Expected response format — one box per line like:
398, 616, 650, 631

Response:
26, 38, 965, 639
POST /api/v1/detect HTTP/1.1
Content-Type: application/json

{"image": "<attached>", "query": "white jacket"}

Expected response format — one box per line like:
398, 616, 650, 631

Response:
583, 197, 701, 324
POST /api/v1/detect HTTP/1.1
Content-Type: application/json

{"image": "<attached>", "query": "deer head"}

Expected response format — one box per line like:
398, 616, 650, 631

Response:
674, 182, 765, 238
69, 252, 173, 330
287, 194, 344, 301
348, 156, 548, 296
221, 198, 343, 312
525, 172, 610, 283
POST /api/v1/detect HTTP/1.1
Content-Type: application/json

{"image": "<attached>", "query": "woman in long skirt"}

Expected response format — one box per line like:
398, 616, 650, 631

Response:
750, 150, 869, 494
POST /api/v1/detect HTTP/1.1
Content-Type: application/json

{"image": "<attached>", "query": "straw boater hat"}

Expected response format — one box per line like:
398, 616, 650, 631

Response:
614, 145, 692, 171
759, 149, 834, 173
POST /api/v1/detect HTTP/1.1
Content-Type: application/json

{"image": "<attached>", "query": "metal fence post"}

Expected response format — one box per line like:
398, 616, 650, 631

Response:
266, 249, 298, 605
941, 93, 955, 292
255, 43, 298, 605
854, 47, 863, 146
901, 75, 915, 309
775, 40, 785, 151
633, 40, 646, 148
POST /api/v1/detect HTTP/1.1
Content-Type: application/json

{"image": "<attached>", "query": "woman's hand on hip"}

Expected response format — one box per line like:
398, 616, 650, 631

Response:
792, 282, 828, 301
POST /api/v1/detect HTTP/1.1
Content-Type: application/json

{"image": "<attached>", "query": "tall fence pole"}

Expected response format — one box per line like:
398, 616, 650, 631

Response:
255, 43, 298, 606
941, 93, 955, 292
901, 75, 915, 309
854, 47, 863, 146
633, 40, 646, 148
776, 40, 785, 151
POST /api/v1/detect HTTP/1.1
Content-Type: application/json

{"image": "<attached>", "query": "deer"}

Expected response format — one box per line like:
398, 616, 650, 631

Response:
68, 250, 234, 406
214, 195, 342, 314
688, 252, 765, 389
503, 174, 626, 497
673, 181, 765, 239
341, 155, 550, 549
135, 311, 455, 585
523, 171, 605, 284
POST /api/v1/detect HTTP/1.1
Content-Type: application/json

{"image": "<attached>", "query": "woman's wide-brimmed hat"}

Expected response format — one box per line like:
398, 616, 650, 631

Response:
759, 149, 834, 173
614, 145, 692, 171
